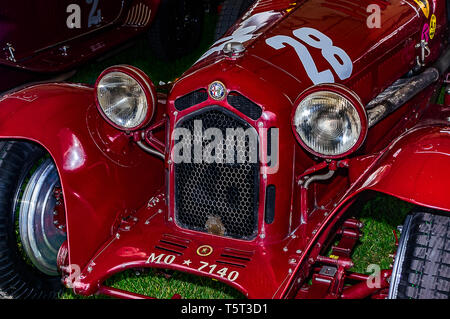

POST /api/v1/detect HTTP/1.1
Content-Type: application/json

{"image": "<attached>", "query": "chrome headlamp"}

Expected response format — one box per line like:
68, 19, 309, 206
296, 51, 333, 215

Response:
292, 85, 367, 158
95, 65, 156, 131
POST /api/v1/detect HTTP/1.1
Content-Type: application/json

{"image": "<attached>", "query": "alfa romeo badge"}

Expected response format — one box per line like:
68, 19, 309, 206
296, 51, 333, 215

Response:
208, 81, 226, 101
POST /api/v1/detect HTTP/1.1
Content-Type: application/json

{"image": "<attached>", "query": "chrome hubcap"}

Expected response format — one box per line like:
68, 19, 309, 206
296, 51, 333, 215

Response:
18, 159, 66, 276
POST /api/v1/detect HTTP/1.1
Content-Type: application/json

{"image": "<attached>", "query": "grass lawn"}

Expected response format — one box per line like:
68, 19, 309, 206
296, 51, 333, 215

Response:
61, 14, 416, 299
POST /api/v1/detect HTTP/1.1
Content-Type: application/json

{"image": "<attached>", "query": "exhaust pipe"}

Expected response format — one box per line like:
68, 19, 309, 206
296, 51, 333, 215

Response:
367, 45, 450, 127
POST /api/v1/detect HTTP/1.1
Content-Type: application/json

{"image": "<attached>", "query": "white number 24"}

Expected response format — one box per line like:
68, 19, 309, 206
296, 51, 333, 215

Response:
266, 27, 353, 85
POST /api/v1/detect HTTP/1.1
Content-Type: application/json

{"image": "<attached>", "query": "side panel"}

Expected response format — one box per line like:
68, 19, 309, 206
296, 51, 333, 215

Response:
0, 84, 164, 269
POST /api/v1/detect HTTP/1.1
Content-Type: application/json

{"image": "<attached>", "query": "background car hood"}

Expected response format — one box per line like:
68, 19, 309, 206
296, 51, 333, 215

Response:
0, 0, 126, 66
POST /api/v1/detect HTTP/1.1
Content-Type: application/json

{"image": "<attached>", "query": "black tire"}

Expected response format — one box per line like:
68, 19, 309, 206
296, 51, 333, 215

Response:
0, 141, 62, 299
214, 0, 255, 40
389, 211, 450, 299
148, 0, 204, 61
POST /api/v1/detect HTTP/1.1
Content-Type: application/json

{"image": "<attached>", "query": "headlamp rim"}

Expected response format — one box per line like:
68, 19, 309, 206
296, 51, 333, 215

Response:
291, 84, 368, 159
94, 65, 156, 131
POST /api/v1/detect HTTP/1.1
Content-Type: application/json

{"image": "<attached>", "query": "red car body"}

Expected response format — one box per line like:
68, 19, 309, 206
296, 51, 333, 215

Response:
0, 0, 449, 299
0, 0, 160, 92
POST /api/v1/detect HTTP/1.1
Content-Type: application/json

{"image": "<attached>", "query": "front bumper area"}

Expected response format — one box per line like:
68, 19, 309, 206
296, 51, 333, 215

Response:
68, 191, 301, 299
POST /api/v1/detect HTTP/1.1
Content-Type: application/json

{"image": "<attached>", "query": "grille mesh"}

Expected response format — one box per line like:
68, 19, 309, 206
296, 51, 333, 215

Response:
174, 108, 259, 240
174, 89, 208, 111
227, 92, 263, 120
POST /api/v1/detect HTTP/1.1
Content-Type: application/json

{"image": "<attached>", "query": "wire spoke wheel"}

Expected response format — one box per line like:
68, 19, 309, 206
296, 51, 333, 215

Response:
17, 159, 66, 276
0, 141, 64, 299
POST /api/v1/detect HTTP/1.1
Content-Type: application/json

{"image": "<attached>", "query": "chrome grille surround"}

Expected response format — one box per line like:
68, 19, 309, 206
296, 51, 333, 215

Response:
173, 106, 260, 240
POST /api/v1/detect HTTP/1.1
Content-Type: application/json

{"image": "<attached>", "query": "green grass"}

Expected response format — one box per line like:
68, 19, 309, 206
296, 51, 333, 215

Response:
350, 195, 413, 273
437, 87, 446, 104
61, 14, 417, 299
61, 269, 244, 299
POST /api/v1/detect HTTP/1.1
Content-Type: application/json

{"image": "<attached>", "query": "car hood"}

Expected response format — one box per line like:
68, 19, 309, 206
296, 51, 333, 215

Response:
189, 0, 424, 105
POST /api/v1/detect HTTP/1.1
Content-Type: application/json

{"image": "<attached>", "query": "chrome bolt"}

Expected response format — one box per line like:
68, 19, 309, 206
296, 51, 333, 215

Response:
283, 247, 288, 252
296, 250, 302, 254
116, 233, 120, 239
87, 266, 93, 273
260, 233, 265, 239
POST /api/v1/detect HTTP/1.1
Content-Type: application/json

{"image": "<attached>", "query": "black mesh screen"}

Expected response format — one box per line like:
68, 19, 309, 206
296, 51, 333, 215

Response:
227, 92, 263, 120
174, 89, 208, 111
174, 107, 260, 240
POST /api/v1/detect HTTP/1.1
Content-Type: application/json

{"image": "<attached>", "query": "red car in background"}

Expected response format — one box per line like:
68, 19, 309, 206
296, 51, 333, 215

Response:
0, 0, 205, 93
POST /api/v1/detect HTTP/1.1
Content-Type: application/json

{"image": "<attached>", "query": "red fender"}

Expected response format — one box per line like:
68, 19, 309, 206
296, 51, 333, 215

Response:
349, 107, 450, 212
0, 83, 164, 270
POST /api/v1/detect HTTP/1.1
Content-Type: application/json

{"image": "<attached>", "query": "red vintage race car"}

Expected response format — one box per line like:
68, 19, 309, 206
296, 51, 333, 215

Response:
0, 0, 205, 93
0, 0, 449, 299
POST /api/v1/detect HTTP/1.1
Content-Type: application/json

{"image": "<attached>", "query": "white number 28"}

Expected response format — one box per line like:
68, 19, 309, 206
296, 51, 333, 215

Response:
266, 27, 353, 85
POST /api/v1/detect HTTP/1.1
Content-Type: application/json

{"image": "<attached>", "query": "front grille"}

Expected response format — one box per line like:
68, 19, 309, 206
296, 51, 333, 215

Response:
174, 89, 208, 111
227, 92, 263, 120
174, 107, 260, 240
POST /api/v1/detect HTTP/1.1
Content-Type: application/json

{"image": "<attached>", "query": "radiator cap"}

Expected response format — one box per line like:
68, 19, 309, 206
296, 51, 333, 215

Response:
223, 42, 245, 58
